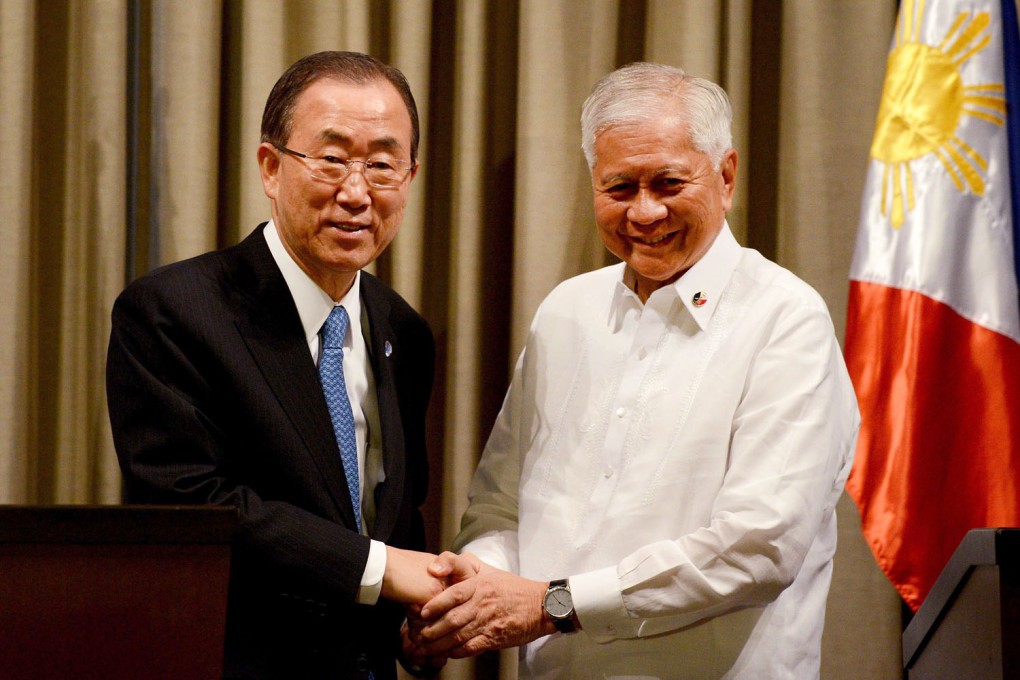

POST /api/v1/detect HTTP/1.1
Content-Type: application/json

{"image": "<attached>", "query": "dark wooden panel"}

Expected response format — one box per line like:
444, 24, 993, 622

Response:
0, 505, 235, 680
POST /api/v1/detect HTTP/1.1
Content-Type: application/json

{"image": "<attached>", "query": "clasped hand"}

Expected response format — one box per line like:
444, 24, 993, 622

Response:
399, 552, 553, 669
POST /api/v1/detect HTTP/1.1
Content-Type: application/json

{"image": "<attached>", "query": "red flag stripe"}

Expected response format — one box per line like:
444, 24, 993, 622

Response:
845, 280, 1020, 609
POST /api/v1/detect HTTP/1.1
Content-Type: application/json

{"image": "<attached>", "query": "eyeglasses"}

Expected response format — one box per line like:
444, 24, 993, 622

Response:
273, 144, 415, 189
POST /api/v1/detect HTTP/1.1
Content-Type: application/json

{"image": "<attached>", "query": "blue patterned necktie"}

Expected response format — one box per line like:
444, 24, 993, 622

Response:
318, 305, 362, 532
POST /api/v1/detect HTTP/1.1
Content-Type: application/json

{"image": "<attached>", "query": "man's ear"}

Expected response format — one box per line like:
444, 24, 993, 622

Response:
257, 142, 281, 200
719, 149, 738, 213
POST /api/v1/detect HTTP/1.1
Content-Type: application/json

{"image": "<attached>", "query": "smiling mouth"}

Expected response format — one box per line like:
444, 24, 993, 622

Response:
634, 232, 674, 245
332, 222, 369, 232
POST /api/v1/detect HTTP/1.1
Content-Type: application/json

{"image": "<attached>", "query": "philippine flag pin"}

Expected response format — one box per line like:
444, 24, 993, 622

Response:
692, 291, 708, 307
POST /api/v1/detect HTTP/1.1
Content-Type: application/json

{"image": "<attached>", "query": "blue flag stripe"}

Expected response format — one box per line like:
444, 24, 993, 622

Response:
1002, 0, 1020, 308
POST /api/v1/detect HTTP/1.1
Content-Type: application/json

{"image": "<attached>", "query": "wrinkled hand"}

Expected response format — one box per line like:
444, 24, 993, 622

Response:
406, 554, 555, 659
399, 552, 483, 670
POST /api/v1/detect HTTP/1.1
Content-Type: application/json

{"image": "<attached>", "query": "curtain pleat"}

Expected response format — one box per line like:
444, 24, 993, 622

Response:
388, 0, 433, 309
0, 0, 37, 503
150, 2, 222, 263
722, 0, 752, 245
646, 1, 725, 76
513, 0, 618, 351
235, 1, 287, 241
0, 1, 911, 677
65, 0, 118, 502
778, 0, 896, 337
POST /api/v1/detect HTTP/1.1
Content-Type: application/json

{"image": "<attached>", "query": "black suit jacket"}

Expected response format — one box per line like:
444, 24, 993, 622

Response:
106, 224, 435, 679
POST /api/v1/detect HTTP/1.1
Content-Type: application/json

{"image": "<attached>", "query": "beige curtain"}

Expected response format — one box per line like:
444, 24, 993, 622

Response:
0, 0, 909, 677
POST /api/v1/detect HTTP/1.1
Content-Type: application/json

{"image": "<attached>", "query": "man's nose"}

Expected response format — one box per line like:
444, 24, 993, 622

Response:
335, 166, 371, 208
627, 190, 667, 224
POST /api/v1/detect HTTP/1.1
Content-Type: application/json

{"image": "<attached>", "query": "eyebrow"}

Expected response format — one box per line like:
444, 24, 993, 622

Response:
317, 129, 405, 155
597, 166, 686, 185
595, 173, 630, 187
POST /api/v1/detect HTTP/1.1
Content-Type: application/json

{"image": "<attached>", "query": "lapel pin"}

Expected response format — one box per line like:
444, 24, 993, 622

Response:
384, 340, 393, 357
692, 291, 708, 307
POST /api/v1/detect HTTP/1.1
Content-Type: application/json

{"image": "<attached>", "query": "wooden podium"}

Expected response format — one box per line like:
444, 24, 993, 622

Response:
903, 527, 1020, 679
0, 505, 236, 680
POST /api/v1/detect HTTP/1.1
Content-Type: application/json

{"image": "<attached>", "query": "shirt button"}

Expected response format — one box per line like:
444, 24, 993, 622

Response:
604, 467, 614, 478
616, 407, 627, 418
638, 348, 648, 360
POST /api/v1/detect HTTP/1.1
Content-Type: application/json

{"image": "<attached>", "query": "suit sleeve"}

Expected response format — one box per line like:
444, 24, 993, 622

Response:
106, 273, 372, 604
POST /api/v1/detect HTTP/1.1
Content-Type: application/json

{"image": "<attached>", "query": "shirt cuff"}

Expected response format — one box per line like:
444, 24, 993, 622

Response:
569, 564, 635, 642
458, 531, 517, 573
356, 539, 386, 605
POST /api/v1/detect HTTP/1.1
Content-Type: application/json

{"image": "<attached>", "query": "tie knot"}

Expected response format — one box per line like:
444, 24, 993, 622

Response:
321, 306, 350, 349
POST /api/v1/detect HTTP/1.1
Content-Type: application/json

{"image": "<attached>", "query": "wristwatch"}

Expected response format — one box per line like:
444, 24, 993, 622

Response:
543, 579, 577, 633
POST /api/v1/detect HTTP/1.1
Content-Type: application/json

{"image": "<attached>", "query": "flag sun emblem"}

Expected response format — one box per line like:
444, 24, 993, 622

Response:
869, 0, 1007, 228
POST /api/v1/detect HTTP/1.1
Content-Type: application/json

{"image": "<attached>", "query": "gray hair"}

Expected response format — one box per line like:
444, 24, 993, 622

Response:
580, 62, 733, 170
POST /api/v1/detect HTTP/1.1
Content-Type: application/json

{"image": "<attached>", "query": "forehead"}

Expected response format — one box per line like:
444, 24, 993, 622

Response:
592, 116, 704, 175
289, 77, 413, 148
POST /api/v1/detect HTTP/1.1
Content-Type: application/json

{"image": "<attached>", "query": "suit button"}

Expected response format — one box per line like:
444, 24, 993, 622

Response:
355, 654, 370, 672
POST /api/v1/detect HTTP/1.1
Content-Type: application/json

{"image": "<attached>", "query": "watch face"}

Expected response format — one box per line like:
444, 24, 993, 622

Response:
545, 587, 573, 618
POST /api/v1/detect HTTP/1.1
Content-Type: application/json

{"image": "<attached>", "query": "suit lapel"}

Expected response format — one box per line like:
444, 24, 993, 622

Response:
361, 275, 406, 544
231, 228, 360, 529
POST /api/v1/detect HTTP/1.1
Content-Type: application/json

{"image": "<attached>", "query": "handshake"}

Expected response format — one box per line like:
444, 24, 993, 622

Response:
383, 547, 559, 670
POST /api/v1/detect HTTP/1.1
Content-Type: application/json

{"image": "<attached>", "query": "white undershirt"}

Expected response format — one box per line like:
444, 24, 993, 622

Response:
264, 220, 386, 605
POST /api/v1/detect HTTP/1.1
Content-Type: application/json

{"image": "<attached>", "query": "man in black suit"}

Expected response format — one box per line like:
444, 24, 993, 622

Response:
107, 51, 445, 679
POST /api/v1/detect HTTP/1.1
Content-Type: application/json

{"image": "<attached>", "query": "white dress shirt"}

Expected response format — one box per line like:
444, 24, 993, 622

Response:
455, 224, 860, 678
264, 220, 386, 605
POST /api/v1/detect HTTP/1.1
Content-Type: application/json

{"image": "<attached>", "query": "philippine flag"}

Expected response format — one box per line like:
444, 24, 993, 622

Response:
845, 0, 1020, 612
